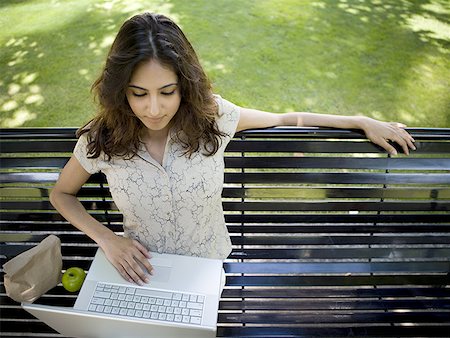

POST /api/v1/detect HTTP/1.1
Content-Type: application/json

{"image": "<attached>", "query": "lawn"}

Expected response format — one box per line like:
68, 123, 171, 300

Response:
1, 0, 449, 128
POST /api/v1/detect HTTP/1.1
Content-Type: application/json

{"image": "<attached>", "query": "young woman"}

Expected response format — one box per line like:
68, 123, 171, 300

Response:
50, 12, 415, 286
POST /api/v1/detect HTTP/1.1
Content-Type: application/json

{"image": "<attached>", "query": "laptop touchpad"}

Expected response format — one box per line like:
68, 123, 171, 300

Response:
150, 265, 171, 282
149, 256, 173, 283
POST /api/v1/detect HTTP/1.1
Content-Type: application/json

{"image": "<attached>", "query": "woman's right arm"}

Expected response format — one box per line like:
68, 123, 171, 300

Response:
49, 156, 153, 285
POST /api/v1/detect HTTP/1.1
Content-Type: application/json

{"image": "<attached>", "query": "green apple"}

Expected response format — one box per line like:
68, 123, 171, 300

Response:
62, 267, 86, 292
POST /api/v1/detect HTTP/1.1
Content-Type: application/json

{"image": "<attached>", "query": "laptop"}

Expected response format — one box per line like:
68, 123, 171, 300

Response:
22, 248, 223, 338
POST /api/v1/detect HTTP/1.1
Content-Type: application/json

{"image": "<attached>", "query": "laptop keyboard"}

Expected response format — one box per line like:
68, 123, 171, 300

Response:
87, 282, 205, 325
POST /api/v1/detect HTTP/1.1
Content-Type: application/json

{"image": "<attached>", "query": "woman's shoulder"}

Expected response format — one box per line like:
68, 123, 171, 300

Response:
213, 94, 240, 118
212, 94, 241, 137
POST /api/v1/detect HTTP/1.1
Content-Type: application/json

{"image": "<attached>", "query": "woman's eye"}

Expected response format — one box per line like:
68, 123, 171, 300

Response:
161, 90, 176, 96
132, 92, 147, 97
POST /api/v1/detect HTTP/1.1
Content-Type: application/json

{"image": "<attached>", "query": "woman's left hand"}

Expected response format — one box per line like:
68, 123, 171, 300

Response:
359, 117, 416, 155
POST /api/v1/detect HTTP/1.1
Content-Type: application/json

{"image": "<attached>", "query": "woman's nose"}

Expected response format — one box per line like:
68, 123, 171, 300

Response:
147, 96, 160, 116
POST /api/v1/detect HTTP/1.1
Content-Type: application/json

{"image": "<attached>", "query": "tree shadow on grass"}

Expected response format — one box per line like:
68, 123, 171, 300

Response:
168, 0, 449, 127
0, 0, 178, 127
0, 0, 34, 9
307, 0, 450, 127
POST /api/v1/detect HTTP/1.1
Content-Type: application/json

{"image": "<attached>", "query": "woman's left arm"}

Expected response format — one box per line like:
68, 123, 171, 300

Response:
237, 107, 416, 155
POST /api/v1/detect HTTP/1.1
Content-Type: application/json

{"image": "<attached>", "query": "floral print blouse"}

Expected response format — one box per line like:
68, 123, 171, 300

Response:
74, 95, 240, 260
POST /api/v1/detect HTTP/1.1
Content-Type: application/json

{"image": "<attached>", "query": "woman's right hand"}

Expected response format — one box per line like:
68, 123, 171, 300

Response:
50, 155, 153, 285
99, 234, 153, 285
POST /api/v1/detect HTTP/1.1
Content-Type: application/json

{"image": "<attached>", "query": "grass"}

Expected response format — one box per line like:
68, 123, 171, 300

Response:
1, 0, 449, 128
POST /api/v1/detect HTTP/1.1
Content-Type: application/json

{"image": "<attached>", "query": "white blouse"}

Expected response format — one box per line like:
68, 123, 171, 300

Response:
74, 95, 241, 260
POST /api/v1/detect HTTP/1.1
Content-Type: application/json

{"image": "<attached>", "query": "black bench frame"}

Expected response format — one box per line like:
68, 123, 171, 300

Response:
1, 127, 450, 337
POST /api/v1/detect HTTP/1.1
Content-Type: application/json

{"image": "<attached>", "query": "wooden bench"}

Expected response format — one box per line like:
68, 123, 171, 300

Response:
1, 127, 450, 337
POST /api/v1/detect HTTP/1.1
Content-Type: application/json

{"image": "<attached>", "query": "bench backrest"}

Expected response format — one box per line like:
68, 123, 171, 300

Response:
1, 127, 450, 336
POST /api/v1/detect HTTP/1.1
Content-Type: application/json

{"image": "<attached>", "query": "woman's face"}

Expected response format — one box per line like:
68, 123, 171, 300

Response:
126, 59, 181, 136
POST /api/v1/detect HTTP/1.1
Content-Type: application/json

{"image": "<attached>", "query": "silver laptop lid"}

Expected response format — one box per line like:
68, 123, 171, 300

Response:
22, 303, 217, 338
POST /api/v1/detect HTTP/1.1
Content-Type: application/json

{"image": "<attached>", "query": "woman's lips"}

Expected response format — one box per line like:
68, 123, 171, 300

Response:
146, 116, 164, 123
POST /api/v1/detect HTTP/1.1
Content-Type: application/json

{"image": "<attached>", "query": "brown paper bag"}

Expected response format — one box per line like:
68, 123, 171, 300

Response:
3, 235, 62, 303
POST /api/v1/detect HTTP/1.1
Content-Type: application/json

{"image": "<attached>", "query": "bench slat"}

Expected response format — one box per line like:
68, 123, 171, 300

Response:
1, 140, 76, 153
223, 201, 450, 212
220, 287, 450, 299
225, 213, 450, 223
219, 298, 450, 311
224, 262, 450, 274
225, 156, 450, 170
226, 139, 450, 154
226, 275, 450, 286
227, 248, 450, 260
218, 311, 450, 324
224, 172, 450, 184
216, 326, 450, 337
231, 235, 450, 245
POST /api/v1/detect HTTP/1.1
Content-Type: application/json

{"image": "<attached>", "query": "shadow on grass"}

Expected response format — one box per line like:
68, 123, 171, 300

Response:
315, 0, 450, 127
308, 0, 450, 126
1, 1, 178, 127
169, 0, 449, 127
0, 0, 33, 9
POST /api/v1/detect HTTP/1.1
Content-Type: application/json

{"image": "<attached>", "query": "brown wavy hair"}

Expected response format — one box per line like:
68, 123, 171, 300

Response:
78, 12, 225, 159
